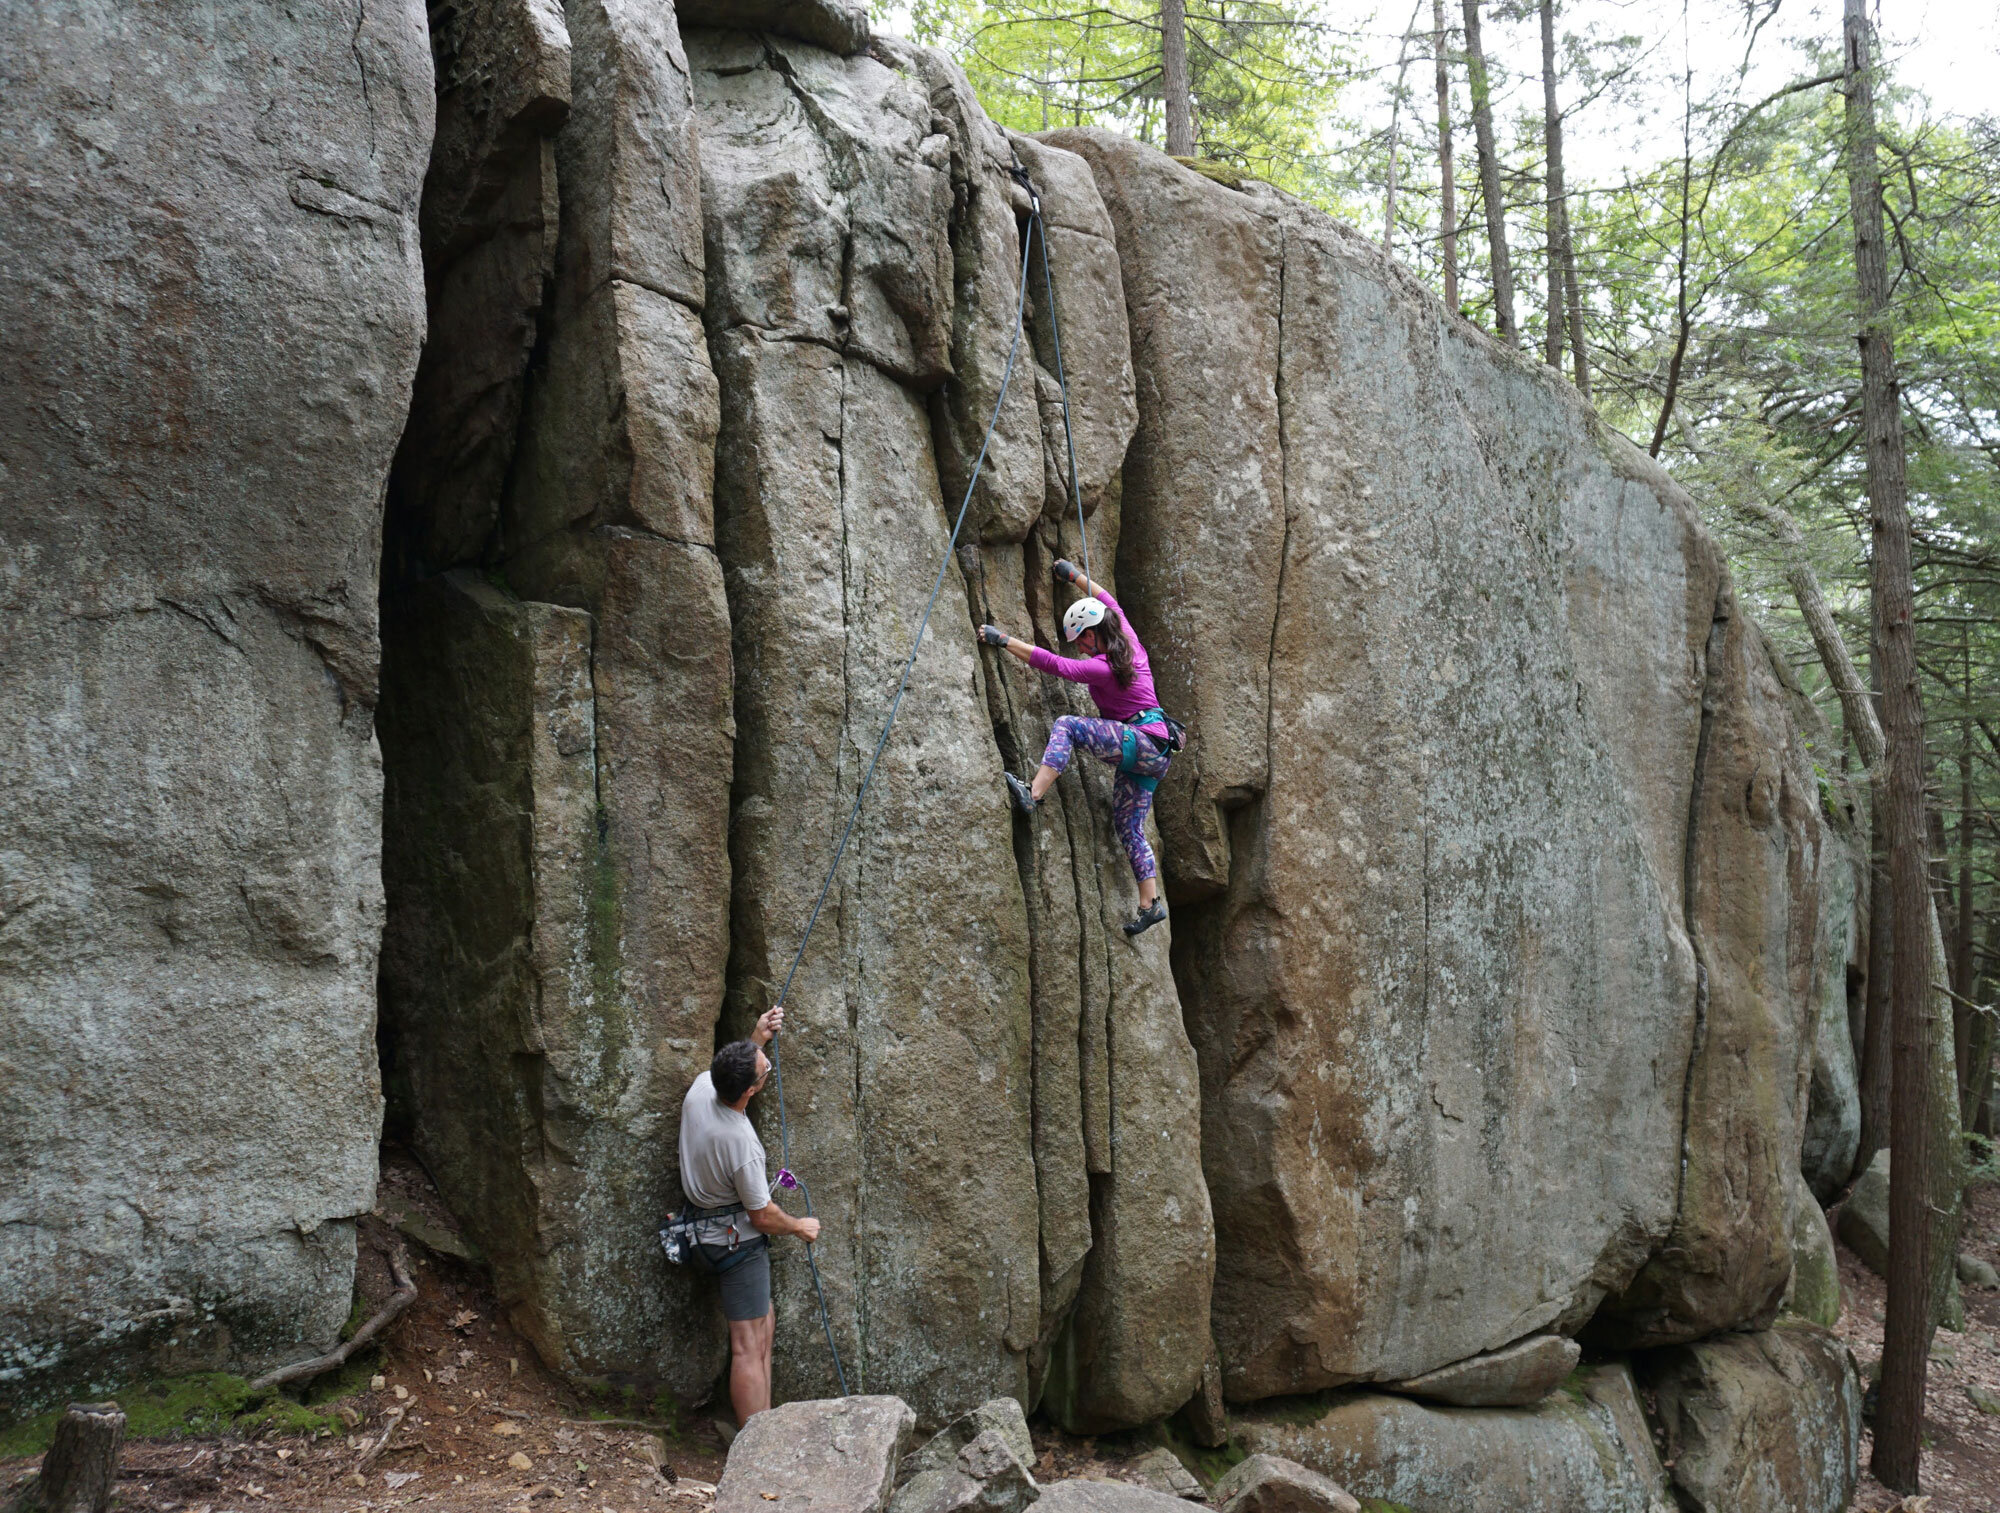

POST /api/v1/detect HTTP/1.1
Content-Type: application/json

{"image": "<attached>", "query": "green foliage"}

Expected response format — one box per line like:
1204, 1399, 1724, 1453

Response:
908, 0, 1358, 206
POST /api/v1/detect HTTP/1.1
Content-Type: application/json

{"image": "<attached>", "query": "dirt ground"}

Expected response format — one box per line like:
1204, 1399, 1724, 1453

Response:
6, 1155, 1995, 1513
1840, 1176, 2000, 1513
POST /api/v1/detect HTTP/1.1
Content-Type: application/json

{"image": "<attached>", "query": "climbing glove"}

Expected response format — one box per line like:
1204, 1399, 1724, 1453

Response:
1052, 559, 1081, 585
979, 625, 1010, 646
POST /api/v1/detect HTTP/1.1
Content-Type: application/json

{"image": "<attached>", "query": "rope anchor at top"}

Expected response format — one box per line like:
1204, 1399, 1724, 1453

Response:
763, 161, 1092, 1397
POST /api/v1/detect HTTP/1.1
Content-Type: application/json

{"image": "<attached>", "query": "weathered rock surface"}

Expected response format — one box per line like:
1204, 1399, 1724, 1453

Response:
1799, 775, 1865, 1202
0, 0, 430, 1412
718, 1396, 916, 1513
1783, 1171, 1842, 1328
889, 1428, 1039, 1513
1592, 614, 1820, 1348
1385, 1333, 1581, 1407
379, 0, 734, 1393
1233, 1363, 1676, 1513
900, 1399, 1036, 1483
1125, 1449, 1200, 1501
1033, 1485, 1194, 1513
1634, 1321, 1860, 1513
1837, 1148, 1890, 1275
1208, 1455, 1361, 1513
1048, 127, 1822, 1400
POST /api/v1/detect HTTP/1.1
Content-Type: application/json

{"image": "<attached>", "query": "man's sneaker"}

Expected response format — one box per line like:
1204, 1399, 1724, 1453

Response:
1123, 900, 1168, 937
1005, 772, 1040, 816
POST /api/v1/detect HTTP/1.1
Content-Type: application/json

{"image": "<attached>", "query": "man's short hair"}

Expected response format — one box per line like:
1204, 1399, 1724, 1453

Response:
712, 1040, 763, 1105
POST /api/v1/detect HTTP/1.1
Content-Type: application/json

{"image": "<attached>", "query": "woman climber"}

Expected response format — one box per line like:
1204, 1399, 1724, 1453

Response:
979, 560, 1175, 938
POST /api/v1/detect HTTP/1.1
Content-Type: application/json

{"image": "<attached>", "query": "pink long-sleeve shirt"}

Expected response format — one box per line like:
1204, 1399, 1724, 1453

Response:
1027, 593, 1168, 735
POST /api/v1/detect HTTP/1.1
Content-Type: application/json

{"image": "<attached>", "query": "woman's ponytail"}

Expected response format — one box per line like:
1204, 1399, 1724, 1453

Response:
1098, 610, 1138, 688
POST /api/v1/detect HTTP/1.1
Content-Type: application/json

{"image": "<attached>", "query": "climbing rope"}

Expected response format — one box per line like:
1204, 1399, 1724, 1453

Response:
763, 163, 1090, 1396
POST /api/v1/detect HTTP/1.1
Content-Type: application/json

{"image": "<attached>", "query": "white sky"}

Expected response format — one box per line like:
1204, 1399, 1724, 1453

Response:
871, 0, 1998, 191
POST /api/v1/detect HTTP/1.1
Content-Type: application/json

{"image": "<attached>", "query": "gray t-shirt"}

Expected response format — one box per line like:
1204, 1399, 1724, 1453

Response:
679, 1071, 772, 1246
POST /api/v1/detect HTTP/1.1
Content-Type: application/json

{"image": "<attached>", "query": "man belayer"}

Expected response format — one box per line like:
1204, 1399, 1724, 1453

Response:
981, 559, 1177, 937
677, 1006, 821, 1423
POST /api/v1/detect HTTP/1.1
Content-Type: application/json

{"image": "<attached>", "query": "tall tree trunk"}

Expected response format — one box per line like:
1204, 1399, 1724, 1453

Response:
1538, 0, 1587, 392
1461, 0, 1516, 340
1434, 0, 1460, 311
1383, 1, 1425, 253
1955, 630, 1976, 1109
1648, 64, 1695, 458
1857, 618, 1893, 1173
1160, 0, 1195, 158
1539, 0, 1563, 367
1849, 0, 1936, 1489
1563, 216, 1589, 395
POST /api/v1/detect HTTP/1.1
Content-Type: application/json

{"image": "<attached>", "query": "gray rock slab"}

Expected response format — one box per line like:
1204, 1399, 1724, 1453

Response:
901, 1401, 1035, 1483
1234, 1363, 1676, 1513
1837, 1149, 1890, 1276
1959, 1253, 2000, 1289
0, 0, 429, 1411
695, 36, 1040, 1412
1126, 1449, 1200, 1501
1034, 1484, 1198, 1513
1635, 1321, 1860, 1513
1783, 1170, 1842, 1328
1799, 801, 1864, 1202
889, 1429, 1039, 1513
379, 0, 735, 1396
1386, 1333, 1581, 1407
719, 1396, 917, 1513
1208, 1455, 1360, 1513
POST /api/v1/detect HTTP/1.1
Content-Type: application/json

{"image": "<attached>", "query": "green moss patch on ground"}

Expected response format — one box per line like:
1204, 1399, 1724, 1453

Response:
0, 1359, 377, 1459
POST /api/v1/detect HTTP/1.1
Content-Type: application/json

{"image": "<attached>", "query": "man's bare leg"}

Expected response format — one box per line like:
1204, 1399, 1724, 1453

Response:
728, 1309, 774, 1423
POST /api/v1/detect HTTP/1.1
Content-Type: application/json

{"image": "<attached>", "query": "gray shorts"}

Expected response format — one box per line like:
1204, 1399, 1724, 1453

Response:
702, 1237, 771, 1321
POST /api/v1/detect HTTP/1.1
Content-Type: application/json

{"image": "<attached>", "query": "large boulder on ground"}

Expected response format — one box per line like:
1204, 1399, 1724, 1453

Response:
1634, 1321, 1860, 1513
889, 1428, 1039, 1513
1208, 1454, 1361, 1513
1385, 1333, 1581, 1407
900, 1399, 1036, 1483
1233, 1364, 1676, 1513
0, 0, 430, 1412
719, 1396, 918, 1513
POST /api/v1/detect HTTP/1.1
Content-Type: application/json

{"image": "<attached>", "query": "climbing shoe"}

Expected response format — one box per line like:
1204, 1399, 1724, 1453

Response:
1123, 900, 1168, 937
1005, 772, 1041, 816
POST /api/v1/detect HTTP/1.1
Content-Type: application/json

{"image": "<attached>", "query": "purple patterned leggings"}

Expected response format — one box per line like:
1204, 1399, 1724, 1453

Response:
1041, 715, 1171, 882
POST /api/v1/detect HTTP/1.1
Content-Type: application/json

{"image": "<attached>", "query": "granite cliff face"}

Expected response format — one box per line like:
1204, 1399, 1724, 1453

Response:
2, 0, 431, 1407
2, 1, 1859, 1497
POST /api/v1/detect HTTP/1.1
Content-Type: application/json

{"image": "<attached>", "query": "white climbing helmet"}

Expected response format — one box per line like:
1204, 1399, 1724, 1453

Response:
1063, 596, 1108, 643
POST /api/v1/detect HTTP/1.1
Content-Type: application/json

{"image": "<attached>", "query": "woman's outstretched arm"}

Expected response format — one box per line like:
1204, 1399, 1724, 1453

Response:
980, 625, 1038, 667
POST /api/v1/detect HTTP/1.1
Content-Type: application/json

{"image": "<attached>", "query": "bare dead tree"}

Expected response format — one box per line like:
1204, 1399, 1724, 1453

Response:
1383, 0, 1426, 253
1434, 0, 1460, 311
1161, 0, 1195, 157
1461, 0, 1515, 339
1847, 0, 1937, 1488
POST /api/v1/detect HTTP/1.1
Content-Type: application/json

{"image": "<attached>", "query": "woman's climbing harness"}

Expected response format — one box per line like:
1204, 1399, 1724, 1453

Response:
756, 159, 1097, 1397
